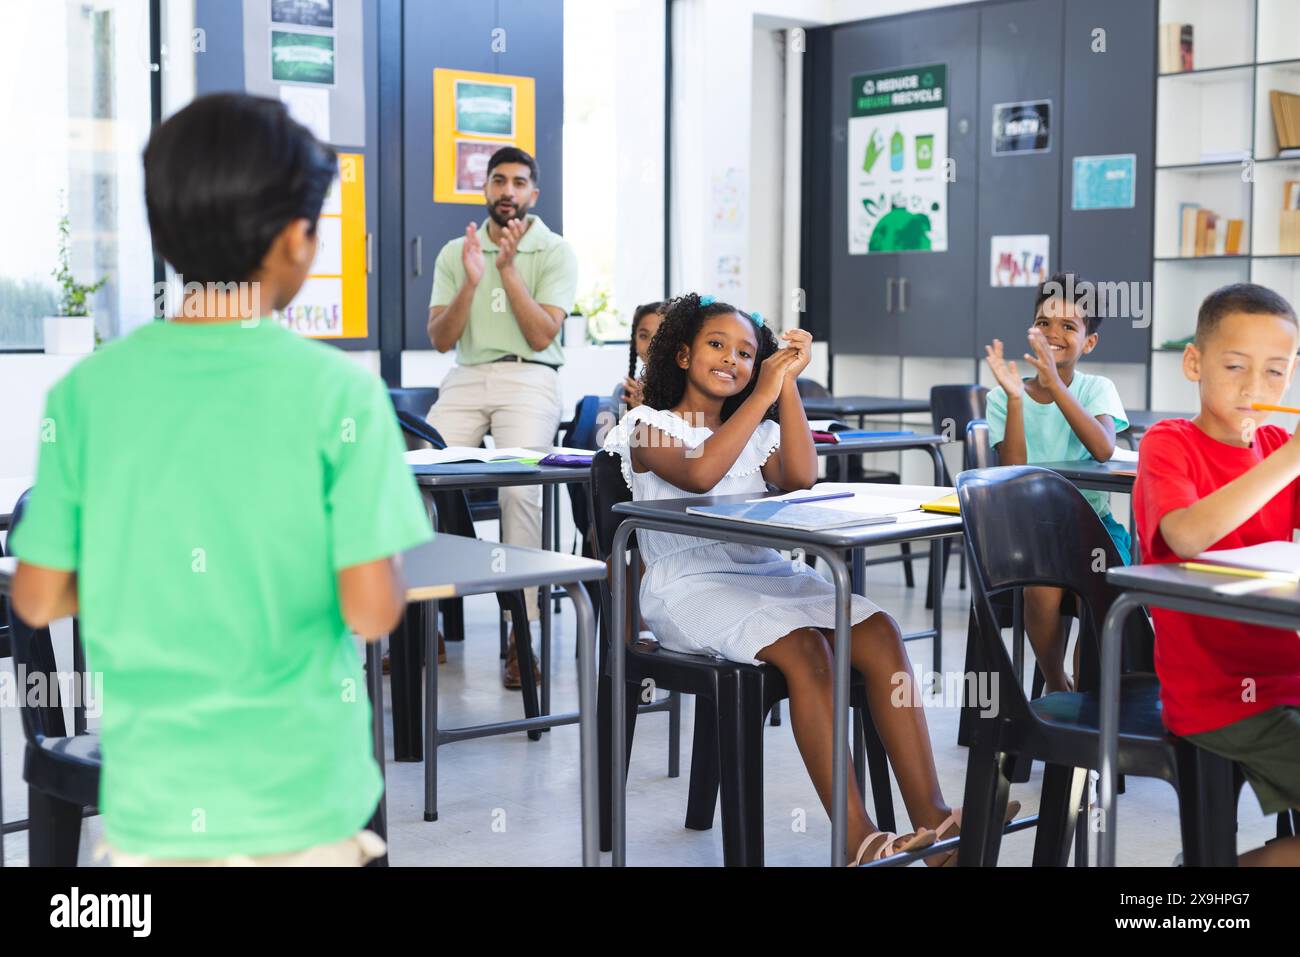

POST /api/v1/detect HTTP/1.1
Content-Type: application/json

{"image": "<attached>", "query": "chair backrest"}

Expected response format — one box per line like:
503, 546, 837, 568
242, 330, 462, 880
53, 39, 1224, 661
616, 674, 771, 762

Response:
930, 384, 989, 440
5, 489, 70, 742
563, 395, 603, 451
795, 377, 831, 399
387, 387, 440, 420
590, 450, 634, 561
395, 410, 448, 450
965, 419, 999, 470
957, 466, 1152, 701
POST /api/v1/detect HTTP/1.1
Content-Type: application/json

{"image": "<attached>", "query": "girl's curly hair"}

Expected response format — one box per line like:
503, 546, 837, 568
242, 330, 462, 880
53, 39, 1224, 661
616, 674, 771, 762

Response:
641, 292, 780, 421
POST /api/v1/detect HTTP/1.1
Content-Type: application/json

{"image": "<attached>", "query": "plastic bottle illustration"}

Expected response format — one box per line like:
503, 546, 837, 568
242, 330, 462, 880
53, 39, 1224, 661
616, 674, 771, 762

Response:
890, 126, 904, 172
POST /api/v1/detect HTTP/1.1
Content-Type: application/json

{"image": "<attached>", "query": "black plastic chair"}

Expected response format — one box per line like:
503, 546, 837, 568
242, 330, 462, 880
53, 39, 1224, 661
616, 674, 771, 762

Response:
955, 466, 1241, 866
388, 386, 439, 420
4, 490, 101, 866
392, 414, 546, 737
591, 450, 896, 865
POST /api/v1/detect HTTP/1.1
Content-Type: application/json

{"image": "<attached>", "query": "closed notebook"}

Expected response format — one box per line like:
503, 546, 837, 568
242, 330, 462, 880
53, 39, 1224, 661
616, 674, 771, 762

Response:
919, 493, 960, 515
685, 500, 897, 531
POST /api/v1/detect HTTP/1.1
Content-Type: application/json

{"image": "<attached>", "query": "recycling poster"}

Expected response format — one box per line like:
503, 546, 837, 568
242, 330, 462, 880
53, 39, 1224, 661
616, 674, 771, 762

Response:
847, 64, 948, 255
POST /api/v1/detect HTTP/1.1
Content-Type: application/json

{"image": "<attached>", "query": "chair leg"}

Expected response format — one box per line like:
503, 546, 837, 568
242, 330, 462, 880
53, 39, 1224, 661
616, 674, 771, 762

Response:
856, 704, 896, 833
684, 702, 719, 831
1175, 740, 1239, 867
508, 601, 543, 742
900, 541, 915, 588
1032, 764, 1086, 866
769, 700, 782, 726
443, 596, 465, 642
27, 788, 83, 867
958, 547, 967, 591
715, 672, 766, 866
597, 674, 640, 853
667, 691, 681, 779
956, 743, 1012, 866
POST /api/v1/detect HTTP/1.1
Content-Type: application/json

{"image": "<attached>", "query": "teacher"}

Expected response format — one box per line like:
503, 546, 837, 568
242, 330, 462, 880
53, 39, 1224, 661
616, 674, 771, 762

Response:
426, 146, 578, 689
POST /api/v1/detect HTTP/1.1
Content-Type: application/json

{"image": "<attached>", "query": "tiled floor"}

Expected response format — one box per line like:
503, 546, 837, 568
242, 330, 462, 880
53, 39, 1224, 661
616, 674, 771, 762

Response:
1, 543, 1281, 867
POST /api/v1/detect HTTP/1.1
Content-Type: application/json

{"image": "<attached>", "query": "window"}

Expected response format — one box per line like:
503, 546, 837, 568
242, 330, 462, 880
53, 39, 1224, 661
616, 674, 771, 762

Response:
562, 0, 666, 341
0, 0, 155, 349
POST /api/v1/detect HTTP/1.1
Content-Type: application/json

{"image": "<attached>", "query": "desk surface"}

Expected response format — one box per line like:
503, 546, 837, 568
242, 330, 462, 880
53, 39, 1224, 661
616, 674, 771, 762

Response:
801, 395, 931, 417
816, 432, 946, 455
1106, 563, 1300, 620
0, 537, 607, 602
401, 533, 606, 600
613, 483, 961, 550
1036, 459, 1136, 492
412, 463, 590, 489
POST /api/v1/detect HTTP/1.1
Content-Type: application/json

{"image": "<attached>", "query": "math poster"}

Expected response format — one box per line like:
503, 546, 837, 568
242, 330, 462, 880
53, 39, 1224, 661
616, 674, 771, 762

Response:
278, 153, 367, 338
847, 64, 948, 255
433, 68, 536, 204
990, 234, 1049, 288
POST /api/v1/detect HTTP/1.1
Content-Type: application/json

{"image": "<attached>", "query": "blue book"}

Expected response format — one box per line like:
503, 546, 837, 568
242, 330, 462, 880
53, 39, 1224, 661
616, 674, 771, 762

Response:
685, 500, 897, 531
833, 429, 915, 441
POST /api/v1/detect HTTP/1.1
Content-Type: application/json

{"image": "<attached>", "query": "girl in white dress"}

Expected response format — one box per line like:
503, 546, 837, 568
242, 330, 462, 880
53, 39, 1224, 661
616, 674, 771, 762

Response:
604, 293, 971, 865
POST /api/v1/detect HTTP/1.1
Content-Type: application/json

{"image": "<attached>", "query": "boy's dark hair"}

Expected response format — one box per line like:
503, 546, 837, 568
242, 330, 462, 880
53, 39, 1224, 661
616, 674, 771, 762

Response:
627, 301, 664, 379
1196, 282, 1299, 344
1035, 271, 1101, 335
642, 293, 779, 421
143, 93, 337, 287
487, 146, 539, 185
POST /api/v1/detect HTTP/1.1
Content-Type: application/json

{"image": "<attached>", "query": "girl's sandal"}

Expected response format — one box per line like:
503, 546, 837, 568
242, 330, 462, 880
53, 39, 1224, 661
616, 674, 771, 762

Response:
848, 828, 936, 866
929, 800, 1024, 867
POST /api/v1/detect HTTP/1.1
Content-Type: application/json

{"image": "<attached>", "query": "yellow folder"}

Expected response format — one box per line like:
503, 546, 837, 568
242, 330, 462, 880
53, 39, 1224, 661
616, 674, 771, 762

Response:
920, 493, 960, 515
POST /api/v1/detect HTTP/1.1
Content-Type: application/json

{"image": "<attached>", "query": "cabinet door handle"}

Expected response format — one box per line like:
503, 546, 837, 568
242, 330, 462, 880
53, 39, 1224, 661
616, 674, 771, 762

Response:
366, 232, 374, 275
411, 235, 423, 277
885, 277, 895, 312
898, 277, 908, 312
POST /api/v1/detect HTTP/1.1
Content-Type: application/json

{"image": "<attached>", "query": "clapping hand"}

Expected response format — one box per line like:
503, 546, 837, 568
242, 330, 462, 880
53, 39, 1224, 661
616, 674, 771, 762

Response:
983, 339, 1023, 398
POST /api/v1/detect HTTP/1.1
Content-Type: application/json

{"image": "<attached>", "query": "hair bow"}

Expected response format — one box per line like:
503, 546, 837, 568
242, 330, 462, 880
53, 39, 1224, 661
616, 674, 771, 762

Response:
699, 294, 716, 306
749, 310, 764, 328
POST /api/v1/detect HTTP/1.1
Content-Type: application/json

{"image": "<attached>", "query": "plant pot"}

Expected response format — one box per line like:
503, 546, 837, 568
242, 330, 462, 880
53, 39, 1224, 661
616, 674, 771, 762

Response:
563, 312, 588, 349
43, 315, 96, 355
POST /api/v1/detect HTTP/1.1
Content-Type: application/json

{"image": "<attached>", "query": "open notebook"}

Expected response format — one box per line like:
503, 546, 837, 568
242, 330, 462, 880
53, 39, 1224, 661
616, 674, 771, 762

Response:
1184, 541, 1300, 583
685, 500, 896, 531
405, 446, 542, 466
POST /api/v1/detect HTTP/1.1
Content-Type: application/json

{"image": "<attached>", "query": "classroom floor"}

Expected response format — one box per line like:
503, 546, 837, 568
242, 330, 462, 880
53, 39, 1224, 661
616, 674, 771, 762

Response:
0, 539, 1281, 868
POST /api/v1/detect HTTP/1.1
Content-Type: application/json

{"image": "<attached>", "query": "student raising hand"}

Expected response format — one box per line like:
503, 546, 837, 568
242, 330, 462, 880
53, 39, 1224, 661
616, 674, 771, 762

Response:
780, 328, 814, 378
984, 338, 1024, 397
753, 340, 802, 404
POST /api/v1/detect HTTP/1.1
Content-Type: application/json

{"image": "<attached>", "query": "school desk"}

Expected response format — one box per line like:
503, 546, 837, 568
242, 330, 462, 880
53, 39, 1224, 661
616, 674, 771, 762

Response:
392, 532, 606, 863
801, 394, 931, 427
1118, 410, 1193, 449
1034, 459, 1136, 495
1097, 563, 1300, 867
606, 483, 963, 867
400, 463, 590, 759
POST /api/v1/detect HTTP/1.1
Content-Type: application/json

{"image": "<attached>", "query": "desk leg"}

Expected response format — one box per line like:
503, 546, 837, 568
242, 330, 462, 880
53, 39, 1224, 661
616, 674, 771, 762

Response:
424, 599, 441, 821
610, 523, 635, 866
810, 545, 853, 867
541, 484, 554, 720
927, 445, 948, 675
390, 604, 424, 760
564, 581, 599, 866
1097, 592, 1143, 867
365, 639, 390, 863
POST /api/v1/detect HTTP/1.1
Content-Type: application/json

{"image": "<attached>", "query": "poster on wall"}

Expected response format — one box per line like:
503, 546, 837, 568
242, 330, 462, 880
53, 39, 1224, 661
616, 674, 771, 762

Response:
277, 153, 368, 338
1072, 153, 1137, 210
992, 100, 1051, 155
243, 0, 365, 147
990, 234, 1049, 288
434, 68, 536, 204
847, 63, 948, 255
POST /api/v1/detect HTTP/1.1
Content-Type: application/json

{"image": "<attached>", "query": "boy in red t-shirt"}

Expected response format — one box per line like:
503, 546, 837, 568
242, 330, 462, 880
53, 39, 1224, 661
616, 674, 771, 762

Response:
1135, 282, 1300, 866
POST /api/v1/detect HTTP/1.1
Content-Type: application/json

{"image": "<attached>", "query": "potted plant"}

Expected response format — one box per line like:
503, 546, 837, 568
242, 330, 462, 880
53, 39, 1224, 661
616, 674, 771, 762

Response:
45, 211, 107, 354
572, 284, 622, 345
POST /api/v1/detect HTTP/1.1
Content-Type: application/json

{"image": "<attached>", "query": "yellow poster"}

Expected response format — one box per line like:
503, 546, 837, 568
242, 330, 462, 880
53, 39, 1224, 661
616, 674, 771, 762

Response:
433, 68, 536, 204
279, 152, 368, 338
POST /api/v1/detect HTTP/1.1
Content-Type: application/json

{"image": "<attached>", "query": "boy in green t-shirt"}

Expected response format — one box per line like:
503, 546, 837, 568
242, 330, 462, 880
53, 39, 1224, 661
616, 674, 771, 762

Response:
9, 93, 432, 865
983, 272, 1130, 694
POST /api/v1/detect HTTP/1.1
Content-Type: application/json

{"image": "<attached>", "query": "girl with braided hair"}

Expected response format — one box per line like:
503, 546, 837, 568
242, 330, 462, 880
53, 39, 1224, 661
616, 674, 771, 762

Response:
605, 292, 986, 864
614, 301, 664, 411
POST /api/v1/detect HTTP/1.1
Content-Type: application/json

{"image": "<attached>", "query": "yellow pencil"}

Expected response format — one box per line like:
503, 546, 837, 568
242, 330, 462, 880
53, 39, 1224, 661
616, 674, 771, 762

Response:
1179, 561, 1299, 582
1250, 402, 1300, 415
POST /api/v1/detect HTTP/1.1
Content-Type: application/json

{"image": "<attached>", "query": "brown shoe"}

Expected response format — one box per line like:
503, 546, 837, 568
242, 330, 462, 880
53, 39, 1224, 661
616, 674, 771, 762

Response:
382, 652, 390, 675
502, 632, 541, 690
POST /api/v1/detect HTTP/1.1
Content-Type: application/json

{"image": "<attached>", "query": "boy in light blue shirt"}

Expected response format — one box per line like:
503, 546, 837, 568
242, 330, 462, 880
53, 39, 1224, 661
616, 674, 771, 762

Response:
983, 272, 1130, 692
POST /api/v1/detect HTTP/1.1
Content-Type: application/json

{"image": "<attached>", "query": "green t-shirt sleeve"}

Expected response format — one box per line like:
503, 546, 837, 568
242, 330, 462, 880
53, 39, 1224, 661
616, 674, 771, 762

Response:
1082, 375, 1129, 433
429, 242, 461, 309
10, 379, 81, 571
533, 239, 578, 314
985, 385, 1007, 447
325, 374, 434, 571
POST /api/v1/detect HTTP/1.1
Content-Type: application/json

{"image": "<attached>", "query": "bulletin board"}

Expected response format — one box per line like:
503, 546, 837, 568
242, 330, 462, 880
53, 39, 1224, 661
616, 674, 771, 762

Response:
433, 68, 536, 204
278, 152, 368, 338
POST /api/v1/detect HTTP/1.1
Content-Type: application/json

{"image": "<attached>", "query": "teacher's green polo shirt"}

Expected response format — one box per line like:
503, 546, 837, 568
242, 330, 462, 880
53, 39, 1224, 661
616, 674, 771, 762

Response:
429, 214, 578, 367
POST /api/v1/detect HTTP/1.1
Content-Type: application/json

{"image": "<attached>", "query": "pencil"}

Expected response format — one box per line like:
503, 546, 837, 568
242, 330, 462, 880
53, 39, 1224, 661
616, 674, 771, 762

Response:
1250, 402, 1300, 415
1179, 561, 1299, 582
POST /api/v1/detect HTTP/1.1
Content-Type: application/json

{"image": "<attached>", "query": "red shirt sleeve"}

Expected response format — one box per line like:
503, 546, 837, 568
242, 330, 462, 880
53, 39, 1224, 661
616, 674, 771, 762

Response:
1135, 423, 1201, 562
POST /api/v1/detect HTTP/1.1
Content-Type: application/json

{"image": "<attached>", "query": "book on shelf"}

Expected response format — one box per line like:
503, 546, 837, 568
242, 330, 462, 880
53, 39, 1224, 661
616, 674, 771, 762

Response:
1194, 209, 1215, 256
1282, 209, 1300, 255
1176, 203, 1243, 256
1225, 218, 1245, 255
1270, 90, 1300, 150
1179, 203, 1200, 257
1285, 180, 1300, 210
1160, 23, 1193, 73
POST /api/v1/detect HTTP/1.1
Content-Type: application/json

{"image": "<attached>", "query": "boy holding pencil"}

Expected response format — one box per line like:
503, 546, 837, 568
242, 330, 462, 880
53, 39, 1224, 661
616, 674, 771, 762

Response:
1134, 282, 1300, 865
